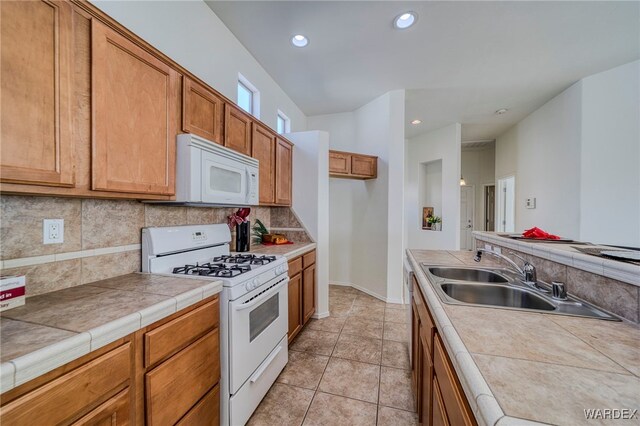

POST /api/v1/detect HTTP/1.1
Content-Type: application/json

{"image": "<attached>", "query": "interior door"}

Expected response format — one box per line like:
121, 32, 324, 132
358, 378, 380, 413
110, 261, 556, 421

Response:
497, 176, 515, 232
484, 185, 496, 231
459, 186, 474, 250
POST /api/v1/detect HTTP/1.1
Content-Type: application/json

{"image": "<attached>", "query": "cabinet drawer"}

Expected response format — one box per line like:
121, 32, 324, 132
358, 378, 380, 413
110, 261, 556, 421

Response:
413, 277, 435, 354
288, 257, 302, 277
145, 297, 219, 367
72, 388, 130, 426
433, 334, 476, 426
1, 343, 131, 426
145, 328, 220, 426
176, 384, 219, 426
302, 250, 316, 268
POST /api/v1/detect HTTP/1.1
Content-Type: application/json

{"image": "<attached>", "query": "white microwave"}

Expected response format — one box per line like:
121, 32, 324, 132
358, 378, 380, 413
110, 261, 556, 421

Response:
174, 133, 259, 206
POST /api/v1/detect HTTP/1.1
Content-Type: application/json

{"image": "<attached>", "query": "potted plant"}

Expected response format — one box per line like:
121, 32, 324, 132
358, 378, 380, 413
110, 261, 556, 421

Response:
428, 216, 442, 231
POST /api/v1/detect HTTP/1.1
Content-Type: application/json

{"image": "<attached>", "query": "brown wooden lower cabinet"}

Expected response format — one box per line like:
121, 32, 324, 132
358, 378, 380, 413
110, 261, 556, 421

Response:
0, 295, 220, 426
288, 272, 303, 344
411, 276, 476, 426
288, 249, 316, 343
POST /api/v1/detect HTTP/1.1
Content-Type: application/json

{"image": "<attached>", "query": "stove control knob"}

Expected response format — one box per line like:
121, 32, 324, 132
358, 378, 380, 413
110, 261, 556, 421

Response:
245, 282, 252, 292
252, 278, 260, 289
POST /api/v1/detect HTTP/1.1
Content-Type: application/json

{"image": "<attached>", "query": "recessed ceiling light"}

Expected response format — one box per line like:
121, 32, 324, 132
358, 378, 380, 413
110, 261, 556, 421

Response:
394, 12, 417, 29
495, 108, 509, 115
411, 119, 422, 125
291, 34, 309, 48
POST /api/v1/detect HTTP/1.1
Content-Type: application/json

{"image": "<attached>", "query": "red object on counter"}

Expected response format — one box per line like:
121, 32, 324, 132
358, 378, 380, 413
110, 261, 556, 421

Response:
522, 227, 560, 240
260, 241, 294, 246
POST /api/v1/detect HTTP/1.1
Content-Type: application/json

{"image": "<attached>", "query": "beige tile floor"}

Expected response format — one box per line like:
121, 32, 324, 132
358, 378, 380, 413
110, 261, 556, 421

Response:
247, 285, 417, 426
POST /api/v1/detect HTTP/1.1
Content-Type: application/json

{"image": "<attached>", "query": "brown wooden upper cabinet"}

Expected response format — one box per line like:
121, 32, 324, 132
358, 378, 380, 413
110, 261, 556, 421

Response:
251, 123, 276, 204
224, 103, 252, 156
182, 77, 224, 144
275, 138, 293, 205
329, 150, 377, 179
91, 20, 179, 195
0, 0, 75, 187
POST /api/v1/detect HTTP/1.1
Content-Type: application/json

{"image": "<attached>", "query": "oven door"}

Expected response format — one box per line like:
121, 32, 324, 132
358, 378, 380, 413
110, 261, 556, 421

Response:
228, 275, 288, 394
201, 149, 250, 205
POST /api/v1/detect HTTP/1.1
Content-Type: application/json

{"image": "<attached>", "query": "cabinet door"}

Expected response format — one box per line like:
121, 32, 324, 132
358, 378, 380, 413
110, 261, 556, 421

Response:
224, 104, 252, 155
329, 151, 350, 175
251, 123, 276, 204
182, 77, 224, 144
351, 155, 377, 178
92, 20, 178, 195
420, 331, 433, 426
288, 273, 303, 343
0, 0, 74, 187
302, 264, 316, 324
275, 138, 293, 206
432, 377, 450, 426
72, 388, 130, 426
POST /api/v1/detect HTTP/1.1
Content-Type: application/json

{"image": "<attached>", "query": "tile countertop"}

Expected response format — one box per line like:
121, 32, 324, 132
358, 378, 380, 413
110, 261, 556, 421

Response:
249, 242, 316, 260
473, 231, 640, 287
407, 249, 640, 426
0, 273, 222, 393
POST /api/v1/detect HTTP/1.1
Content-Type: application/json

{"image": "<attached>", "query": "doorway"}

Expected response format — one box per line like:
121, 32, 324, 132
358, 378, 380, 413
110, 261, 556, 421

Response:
460, 185, 474, 250
497, 176, 515, 232
484, 185, 495, 231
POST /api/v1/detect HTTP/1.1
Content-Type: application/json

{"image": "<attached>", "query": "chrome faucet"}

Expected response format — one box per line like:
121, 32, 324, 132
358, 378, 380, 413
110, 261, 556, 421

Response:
474, 249, 542, 289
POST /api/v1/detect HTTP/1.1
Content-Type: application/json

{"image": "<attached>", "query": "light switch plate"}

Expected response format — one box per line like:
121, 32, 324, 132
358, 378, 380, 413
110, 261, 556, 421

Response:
526, 197, 536, 209
43, 219, 64, 244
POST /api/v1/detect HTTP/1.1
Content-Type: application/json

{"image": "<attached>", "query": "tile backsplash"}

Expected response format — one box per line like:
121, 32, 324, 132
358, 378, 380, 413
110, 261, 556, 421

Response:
0, 195, 309, 297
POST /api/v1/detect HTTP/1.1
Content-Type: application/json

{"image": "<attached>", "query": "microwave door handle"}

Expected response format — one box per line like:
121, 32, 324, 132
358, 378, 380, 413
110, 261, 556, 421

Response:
234, 278, 288, 312
246, 168, 251, 200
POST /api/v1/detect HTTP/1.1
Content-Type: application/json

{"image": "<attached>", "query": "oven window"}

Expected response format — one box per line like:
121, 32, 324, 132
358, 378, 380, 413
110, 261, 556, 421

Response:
249, 293, 279, 342
210, 166, 242, 194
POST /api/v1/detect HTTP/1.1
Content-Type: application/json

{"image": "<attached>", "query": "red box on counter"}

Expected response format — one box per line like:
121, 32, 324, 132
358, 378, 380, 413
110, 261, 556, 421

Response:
0, 275, 26, 312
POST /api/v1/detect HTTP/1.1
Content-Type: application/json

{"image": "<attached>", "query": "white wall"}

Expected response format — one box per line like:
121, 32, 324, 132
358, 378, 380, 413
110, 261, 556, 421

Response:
91, 0, 306, 133
461, 144, 496, 231
405, 123, 462, 250
289, 131, 330, 317
495, 83, 582, 239
580, 61, 640, 246
495, 60, 639, 246
308, 91, 405, 302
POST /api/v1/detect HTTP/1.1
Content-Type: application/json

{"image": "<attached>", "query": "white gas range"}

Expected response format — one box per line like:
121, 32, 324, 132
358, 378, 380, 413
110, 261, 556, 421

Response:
142, 224, 289, 426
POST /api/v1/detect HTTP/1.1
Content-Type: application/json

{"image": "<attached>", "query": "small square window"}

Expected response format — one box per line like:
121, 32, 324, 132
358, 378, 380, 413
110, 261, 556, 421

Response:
237, 81, 253, 114
277, 110, 291, 134
237, 74, 260, 118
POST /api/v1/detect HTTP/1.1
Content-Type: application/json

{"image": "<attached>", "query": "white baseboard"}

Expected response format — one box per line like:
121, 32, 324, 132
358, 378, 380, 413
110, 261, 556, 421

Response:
330, 281, 397, 304
312, 311, 330, 319
328, 281, 352, 287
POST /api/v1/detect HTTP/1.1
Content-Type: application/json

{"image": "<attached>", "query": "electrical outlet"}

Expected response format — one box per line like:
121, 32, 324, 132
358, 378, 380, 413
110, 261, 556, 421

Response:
494, 246, 502, 255
43, 219, 64, 244
484, 243, 492, 251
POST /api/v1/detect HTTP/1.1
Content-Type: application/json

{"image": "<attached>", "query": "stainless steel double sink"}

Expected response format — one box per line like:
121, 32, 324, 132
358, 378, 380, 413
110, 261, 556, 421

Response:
421, 265, 619, 321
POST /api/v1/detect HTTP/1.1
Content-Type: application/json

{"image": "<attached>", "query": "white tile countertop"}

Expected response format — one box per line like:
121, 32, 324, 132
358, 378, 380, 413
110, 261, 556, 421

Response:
249, 242, 316, 260
407, 249, 640, 426
473, 232, 640, 286
0, 273, 222, 393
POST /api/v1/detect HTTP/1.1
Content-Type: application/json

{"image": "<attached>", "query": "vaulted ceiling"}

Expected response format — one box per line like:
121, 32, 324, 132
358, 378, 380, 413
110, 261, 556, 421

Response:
206, 1, 639, 140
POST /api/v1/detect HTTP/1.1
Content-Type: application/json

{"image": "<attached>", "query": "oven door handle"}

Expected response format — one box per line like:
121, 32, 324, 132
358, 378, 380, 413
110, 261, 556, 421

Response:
234, 278, 288, 312
250, 345, 283, 384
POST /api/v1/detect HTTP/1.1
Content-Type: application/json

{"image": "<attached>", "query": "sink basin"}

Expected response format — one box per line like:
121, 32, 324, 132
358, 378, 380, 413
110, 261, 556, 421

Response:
428, 267, 508, 283
440, 283, 556, 311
